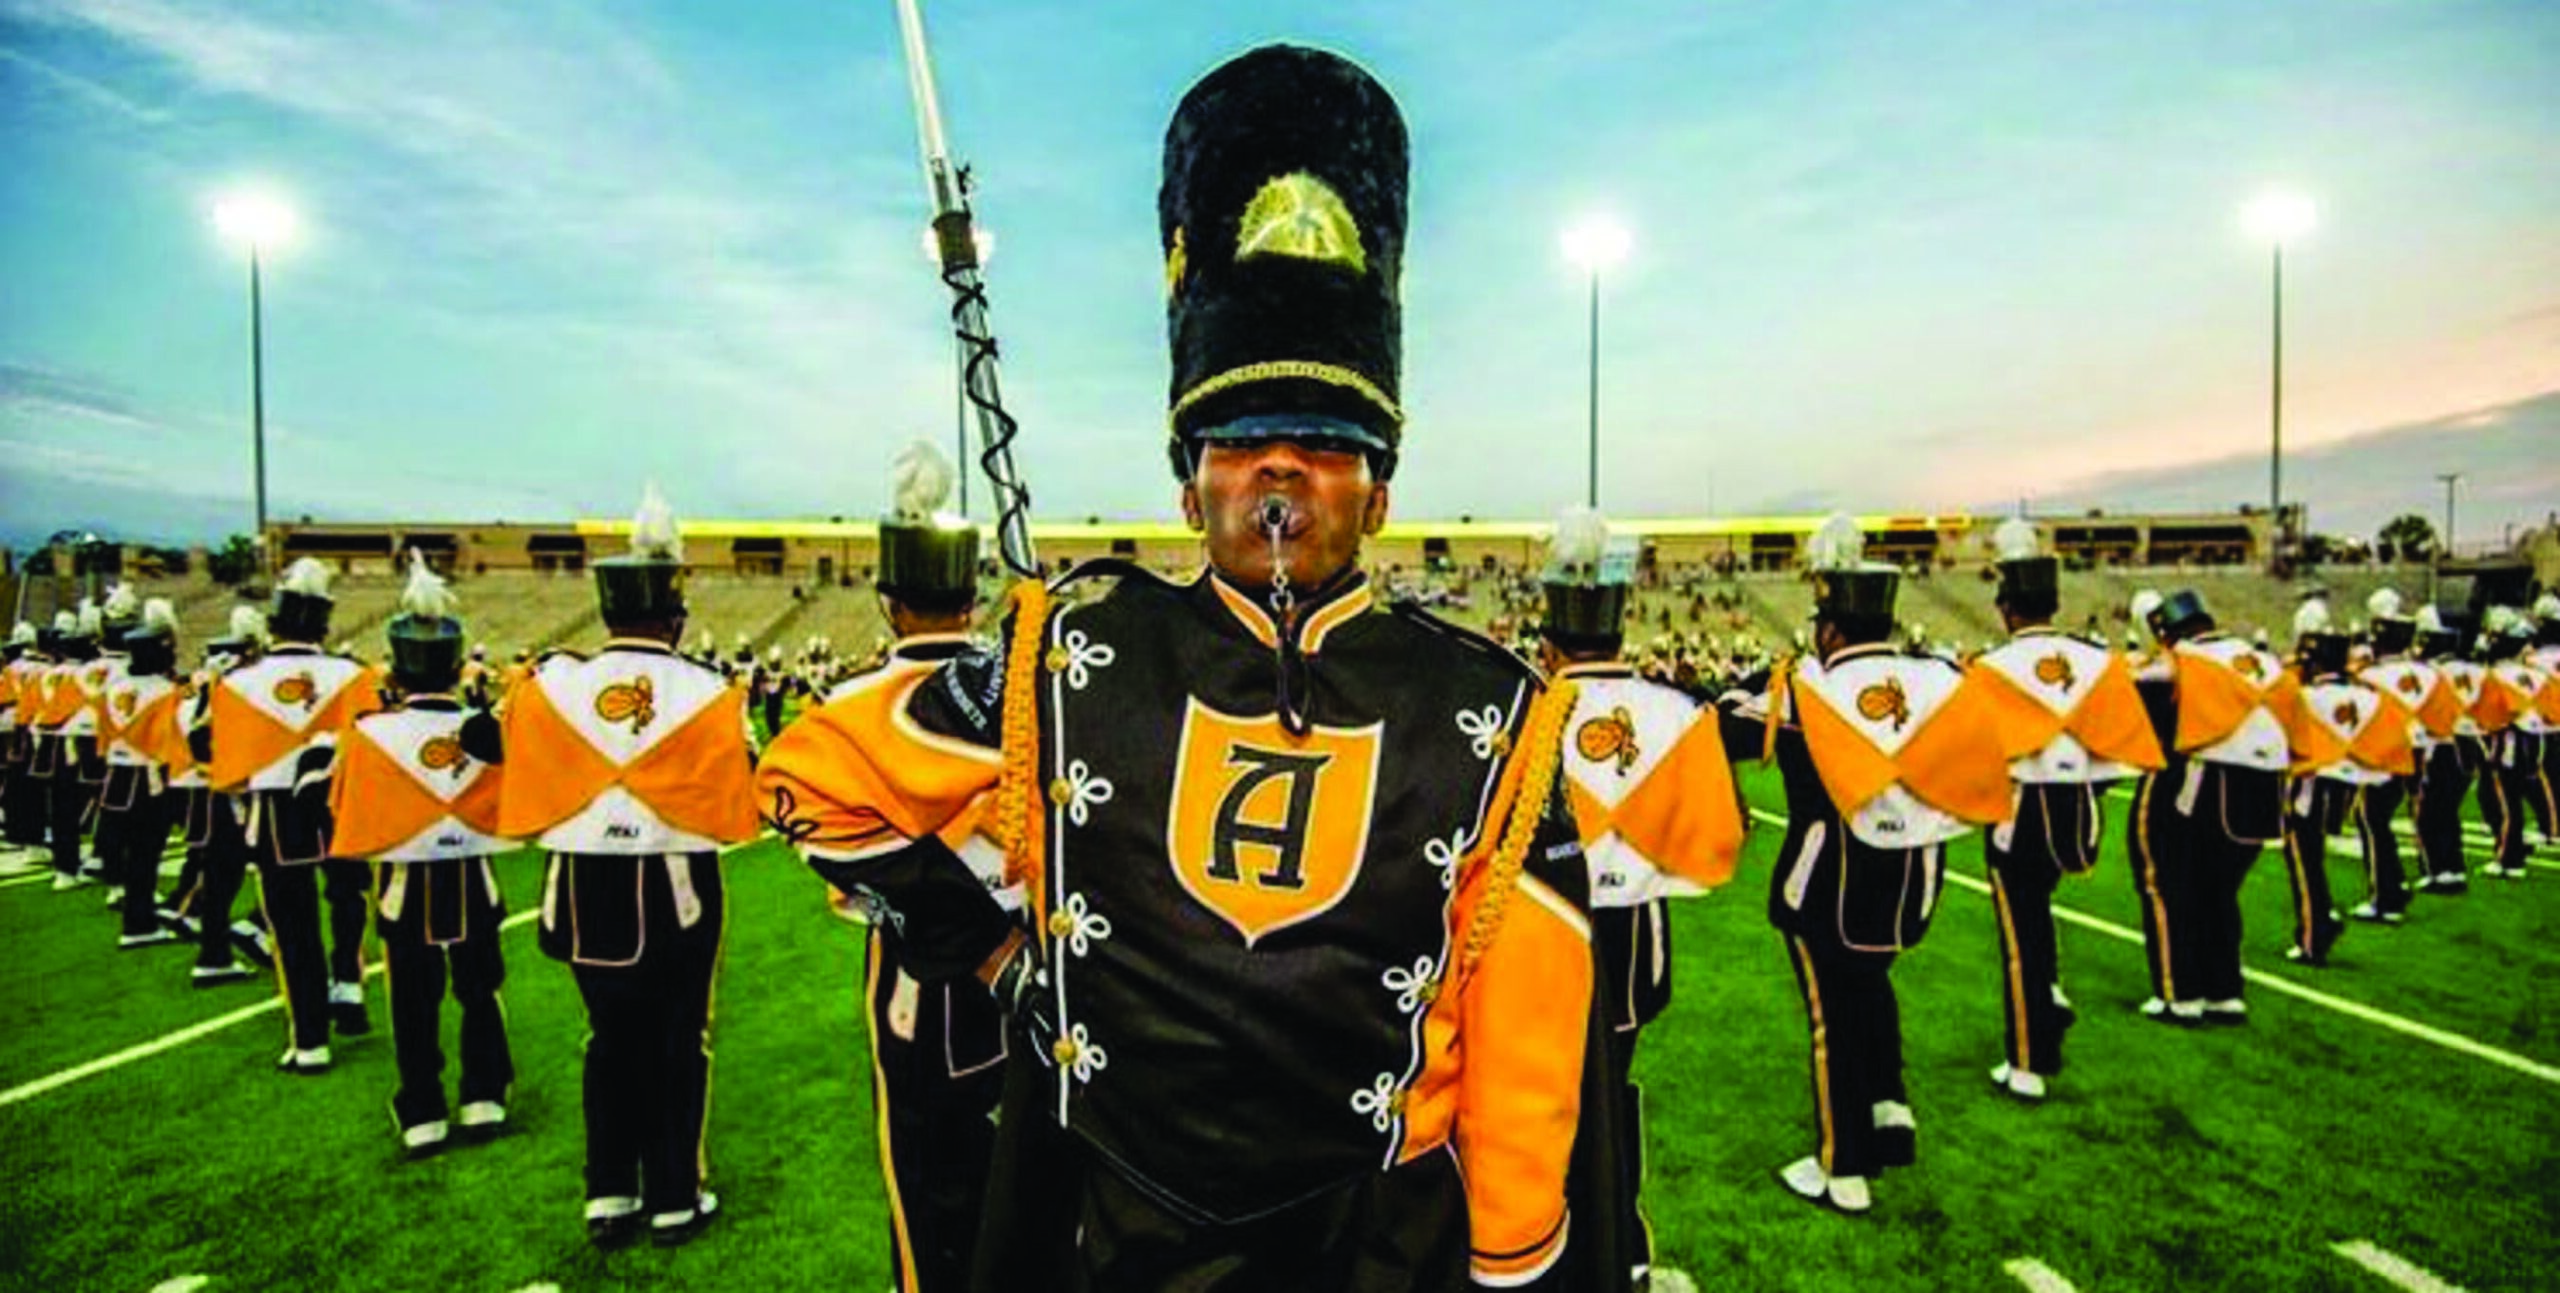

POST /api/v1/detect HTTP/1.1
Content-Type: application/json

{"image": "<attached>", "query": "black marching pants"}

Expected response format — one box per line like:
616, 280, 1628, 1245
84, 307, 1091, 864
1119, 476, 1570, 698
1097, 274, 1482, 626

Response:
379, 859, 513, 1130
2280, 777, 2351, 961
866, 927, 1005, 1293
99, 769, 172, 939
566, 855, 724, 1216
43, 736, 97, 877
2414, 740, 2478, 886
1987, 781, 2095, 1074
186, 791, 253, 970
258, 853, 374, 1051
2484, 731, 2547, 872
2128, 771, 2199, 1004
2, 732, 43, 847
2354, 778, 2413, 915
1591, 900, 1669, 1284
1783, 931, 1907, 1181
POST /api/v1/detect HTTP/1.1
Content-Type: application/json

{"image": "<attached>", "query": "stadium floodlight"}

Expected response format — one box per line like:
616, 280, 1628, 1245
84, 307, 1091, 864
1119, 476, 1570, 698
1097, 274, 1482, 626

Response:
213, 190, 298, 249
2241, 190, 2315, 244
2240, 188, 2313, 571
1561, 216, 1632, 508
212, 188, 299, 576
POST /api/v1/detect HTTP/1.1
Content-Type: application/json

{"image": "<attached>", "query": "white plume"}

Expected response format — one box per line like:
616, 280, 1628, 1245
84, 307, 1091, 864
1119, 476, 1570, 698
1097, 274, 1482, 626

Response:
2416, 604, 2446, 634
1549, 506, 1611, 569
1993, 517, 2041, 563
102, 582, 140, 620
229, 606, 269, 643
2129, 589, 2163, 625
2535, 593, 2560, 621
731, 631, 749, 650
7, 621, 33, 646
2293, 598, 2333, 638
52, 610, 77, 634
141, 598, 178, 633
2483, 605, 2523, 638
2251, 627, 2270, 647
280, 556, 334, 599
76, 599, 101, 635
629, 481, 685, 561
400, 549, 459, 620
890, 440, 958, 521
2366, 587, 2405, 621
1806, 513, 1866, 572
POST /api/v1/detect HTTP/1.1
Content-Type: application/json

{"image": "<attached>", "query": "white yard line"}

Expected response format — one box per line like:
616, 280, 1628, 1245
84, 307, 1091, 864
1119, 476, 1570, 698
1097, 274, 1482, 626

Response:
1742, 807, 2560, 1087
0, 834, 780, 1108
2001, 1257, 2080, 1293
2331, 1240, 2466, 1293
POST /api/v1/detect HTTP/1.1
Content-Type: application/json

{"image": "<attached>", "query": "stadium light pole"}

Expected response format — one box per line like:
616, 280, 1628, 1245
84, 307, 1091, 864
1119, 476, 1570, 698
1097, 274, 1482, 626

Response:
1562, 216, 1630, 509
2241, 189, 2314, 570
2433, 471, 2461, 602
922, 223, 993, 516
214, 191, 297, 575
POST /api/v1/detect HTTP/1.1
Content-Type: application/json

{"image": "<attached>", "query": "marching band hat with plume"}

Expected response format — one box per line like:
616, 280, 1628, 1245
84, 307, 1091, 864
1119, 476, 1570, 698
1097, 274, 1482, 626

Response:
2414, 603, 2468, 660
99, 582, 142, 653
271, 557, 336, 644
595, 482, 688, 627
2366, 587, 2415, 655
124, 597, 181, 677
1991, 517, 2058, 618
388, 549, 466, 693
2535, 593, 2560, 647
876, 440, 980, 615
58, 600, 102, 660
2154, 589, 2213, 644
1806, 513, 1898, 626
1161, 44, 1408, 481
3, 620, 31, 660
2292, 597, 2348, 675
206, 605, 267, 661
1540, 506, 1634, 653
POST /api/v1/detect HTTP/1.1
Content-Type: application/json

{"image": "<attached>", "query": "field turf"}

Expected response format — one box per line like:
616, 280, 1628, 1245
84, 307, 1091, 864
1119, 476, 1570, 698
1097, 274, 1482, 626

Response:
1, 764, 2552, 1292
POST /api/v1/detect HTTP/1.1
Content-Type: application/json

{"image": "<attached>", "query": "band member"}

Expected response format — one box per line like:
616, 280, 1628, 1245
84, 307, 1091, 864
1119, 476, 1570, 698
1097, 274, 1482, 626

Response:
1967, 520, 2161, 1096
2282, 600, 2412, 964
98, 598, 191, 948
1541, 505, 1742, 1276
90, 586, 141, 908
2531, 593, 2560, 847
210, 559, 385, 1072
2149, 590, 2309, 1019
2412, 604, 2485, 892
762, 47, 1597, 1288
1721, 514, 2009, 1212
176, 607, 271, 986
2351, 590, 2456, 920
2479, 597, 2550, 878
34, 604, 104, 888
793, 441, 1012, 1293
498, 486, 756, 1249
2, 622, 46, 866
331, 553, 514, 1156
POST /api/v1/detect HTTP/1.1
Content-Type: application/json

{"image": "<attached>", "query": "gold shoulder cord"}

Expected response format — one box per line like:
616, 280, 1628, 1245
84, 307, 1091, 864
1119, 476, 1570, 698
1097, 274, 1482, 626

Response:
994, 578, 1053, 926
1763, 656, 1792, 764
1457, 678, 1579, 982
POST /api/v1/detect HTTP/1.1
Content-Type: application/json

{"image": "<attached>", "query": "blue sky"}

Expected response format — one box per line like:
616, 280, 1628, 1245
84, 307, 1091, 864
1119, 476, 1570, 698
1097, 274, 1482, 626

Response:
3, 0, 2555, 549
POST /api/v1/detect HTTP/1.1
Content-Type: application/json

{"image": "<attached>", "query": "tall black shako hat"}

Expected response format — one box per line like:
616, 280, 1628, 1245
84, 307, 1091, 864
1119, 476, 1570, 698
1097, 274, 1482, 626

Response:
272, 557, 336, 644
2364, 587, 2416, 655
1161, 44, 1408, 480
123, 597, 180, 677
594, 482, 688, 627
387, 550, 465, 692
99, 582, 142, 654
2155, 589, 2213, 643
1807, 513, 1898, 623
1990, 518, 2058, 615
2292, 598, 2349, 676
876, 440, 979, 615
1542, 506, 1632, 652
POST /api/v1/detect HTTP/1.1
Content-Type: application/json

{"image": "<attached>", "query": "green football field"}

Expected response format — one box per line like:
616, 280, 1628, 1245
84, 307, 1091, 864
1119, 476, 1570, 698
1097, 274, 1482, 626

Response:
1, 763, 2553, 1293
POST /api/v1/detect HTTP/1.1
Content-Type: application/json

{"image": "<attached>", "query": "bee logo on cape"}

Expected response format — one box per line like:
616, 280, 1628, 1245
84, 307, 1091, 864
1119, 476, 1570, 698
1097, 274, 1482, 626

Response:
1165, 699, 1383, 946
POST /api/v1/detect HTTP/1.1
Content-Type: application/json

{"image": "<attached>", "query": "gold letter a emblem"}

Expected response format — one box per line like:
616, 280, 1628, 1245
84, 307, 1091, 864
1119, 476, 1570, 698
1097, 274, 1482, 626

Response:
1236, 173, 1367, 275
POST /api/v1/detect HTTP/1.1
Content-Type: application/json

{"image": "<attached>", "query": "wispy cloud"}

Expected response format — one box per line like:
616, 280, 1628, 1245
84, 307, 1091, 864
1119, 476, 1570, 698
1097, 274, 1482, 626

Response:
0, 42, 165, 122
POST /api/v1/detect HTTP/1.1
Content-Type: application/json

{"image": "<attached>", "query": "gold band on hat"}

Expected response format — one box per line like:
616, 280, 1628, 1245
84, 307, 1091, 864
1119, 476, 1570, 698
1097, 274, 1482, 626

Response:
1168, 359, 1405, 432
